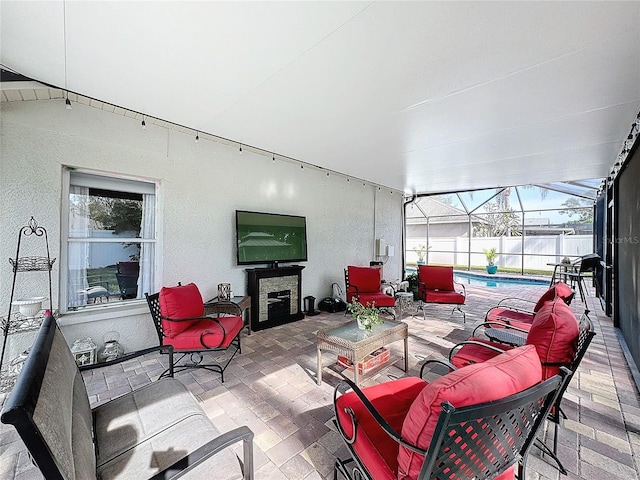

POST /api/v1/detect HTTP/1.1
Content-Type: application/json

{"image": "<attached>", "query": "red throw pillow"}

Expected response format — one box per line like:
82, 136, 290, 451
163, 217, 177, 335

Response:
526, 297, 579, 378
397, 345, 542, 480
533, 282, 573, 312
348, 266, 381, 294
158, 283, 204, 338
418, 265, 454, 291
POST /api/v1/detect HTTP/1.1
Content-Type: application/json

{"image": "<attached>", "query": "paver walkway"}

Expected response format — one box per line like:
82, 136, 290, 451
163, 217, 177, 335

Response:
1, 281, 638, 479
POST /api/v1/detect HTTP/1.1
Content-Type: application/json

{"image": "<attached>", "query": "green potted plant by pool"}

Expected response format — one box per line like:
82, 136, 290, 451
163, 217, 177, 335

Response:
416, 244, 427, 265
484, 248, 498, 274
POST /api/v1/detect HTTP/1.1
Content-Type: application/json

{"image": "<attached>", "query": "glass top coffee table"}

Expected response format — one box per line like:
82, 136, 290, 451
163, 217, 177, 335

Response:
316, 319, 408, 386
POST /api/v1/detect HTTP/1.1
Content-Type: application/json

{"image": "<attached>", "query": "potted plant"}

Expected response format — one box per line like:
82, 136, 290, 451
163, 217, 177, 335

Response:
483, 248, 498, 274
347, 300, 383, 332
406, 272, 419, 300
416, 244, 427, 265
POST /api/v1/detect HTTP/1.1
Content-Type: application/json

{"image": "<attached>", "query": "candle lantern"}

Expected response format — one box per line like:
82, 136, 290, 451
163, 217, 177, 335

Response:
218, 283, 231, 301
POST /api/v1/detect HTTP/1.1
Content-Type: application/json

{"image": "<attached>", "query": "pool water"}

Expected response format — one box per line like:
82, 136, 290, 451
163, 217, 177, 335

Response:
453, 271, 548, 288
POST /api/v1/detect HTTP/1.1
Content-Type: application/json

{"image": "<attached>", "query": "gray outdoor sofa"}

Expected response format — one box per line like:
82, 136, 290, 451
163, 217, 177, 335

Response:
1, 313, 254, 479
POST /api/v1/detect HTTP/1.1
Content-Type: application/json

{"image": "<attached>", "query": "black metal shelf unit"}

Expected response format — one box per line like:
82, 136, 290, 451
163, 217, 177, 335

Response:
0, 217, 56, 390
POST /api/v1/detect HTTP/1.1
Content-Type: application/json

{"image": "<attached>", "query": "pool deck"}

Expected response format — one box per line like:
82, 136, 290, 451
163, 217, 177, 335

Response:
1, 281, 638, 479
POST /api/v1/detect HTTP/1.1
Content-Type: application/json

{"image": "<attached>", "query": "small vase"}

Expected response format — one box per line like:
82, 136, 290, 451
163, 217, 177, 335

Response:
356, 317, 366, 330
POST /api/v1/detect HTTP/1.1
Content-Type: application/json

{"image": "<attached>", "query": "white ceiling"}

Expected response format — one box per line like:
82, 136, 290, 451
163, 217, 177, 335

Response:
1, 1, 639, 196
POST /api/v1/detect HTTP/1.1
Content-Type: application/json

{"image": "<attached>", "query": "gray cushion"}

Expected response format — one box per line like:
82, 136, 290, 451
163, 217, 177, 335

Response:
94, 378, 243, 480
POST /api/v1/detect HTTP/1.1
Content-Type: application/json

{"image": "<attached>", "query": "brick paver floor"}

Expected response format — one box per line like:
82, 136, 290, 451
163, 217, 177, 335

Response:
1, 280, 638, 479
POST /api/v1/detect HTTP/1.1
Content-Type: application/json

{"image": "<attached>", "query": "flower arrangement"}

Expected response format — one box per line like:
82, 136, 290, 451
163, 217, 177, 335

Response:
347, 300, 383, 331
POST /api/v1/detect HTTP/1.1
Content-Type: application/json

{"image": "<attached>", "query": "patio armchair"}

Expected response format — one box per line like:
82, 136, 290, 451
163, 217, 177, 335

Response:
333, 344, 568, 480
0, 313, 255, 480
116, 260, 139, 299
146, 282, 244, 382
446, 299, 594, 474
417, 265, 466, 322
345, 265, 396, 318
562, 253, 601, 309
485, 281, 574, 330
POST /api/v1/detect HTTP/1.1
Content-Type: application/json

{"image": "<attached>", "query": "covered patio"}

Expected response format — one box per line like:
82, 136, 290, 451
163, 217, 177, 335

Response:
1, 281, 636, 480
1, 2, 639, 479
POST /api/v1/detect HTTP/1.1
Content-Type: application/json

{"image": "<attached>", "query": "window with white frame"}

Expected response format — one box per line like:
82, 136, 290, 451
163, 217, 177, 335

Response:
62, 170, 157, 312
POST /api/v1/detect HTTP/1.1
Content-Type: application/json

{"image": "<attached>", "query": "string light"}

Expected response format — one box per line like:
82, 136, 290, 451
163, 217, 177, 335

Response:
50, 85, 408, 194
625, 133, 634, 150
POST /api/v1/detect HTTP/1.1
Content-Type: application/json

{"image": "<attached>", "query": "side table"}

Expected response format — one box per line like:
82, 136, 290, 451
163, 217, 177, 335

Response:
395, 291, 414, 320
204, 295, 252, 335
484, 328, 526, 347
316, 319, 408, 386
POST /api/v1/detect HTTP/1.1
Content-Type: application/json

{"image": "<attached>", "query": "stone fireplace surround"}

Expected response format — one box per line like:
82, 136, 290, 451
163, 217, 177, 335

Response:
247, 266, 305, 331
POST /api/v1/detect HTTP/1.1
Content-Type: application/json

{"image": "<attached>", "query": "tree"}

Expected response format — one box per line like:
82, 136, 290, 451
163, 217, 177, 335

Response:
89, 195, 143, 260
558, 198, 593, 223
89, 197, 142, 233
474, 202, 521, 237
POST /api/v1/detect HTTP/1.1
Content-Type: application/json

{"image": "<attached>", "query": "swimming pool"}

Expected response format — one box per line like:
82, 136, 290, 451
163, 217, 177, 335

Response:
453, 271, 548, 288
405, 267, 549, 288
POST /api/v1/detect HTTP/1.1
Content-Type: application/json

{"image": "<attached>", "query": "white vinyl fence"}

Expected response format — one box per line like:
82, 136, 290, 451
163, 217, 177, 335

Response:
407, 234, 593, 272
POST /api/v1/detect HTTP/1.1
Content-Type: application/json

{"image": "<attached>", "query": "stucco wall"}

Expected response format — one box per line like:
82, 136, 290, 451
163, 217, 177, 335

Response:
0, 99, 403, 357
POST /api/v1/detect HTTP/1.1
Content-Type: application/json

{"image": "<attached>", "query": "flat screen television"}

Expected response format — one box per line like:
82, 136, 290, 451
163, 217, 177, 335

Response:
235, 210, 308, 266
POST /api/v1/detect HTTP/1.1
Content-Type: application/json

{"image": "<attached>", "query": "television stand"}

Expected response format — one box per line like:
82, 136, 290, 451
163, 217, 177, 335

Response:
247, 266, 305, 331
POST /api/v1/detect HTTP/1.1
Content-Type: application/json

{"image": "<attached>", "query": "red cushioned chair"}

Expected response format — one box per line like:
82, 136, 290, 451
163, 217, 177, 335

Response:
417, 265, 466, 322
345, 266, 396, 318
333, 345, 568, 480
448, 300, 594, 474
145, 282, 244, 382
485, 281, 574, 331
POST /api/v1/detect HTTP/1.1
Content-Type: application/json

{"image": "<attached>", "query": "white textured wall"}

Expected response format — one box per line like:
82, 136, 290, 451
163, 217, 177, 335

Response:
0, 99, 403, 356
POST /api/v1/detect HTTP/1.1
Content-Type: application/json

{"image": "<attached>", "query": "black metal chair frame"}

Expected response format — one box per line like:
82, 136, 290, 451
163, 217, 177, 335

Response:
562, 253, 601, 312
445, 315, 596, 474
333, 369, 569, 480
146, 292, 242, 382
344, 268, 396, 320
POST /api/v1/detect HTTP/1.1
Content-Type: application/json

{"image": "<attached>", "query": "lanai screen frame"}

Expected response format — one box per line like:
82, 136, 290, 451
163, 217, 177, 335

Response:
404, 181, 600, 275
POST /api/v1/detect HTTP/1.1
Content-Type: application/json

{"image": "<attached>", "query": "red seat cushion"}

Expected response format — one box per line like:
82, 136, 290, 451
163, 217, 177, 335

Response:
526, 298, 579, 378
486, 307, 534, 328
421, 290, 465, 305
348, 266, 382, 294
357, 292, 396, 308
450, 338, 509, 369
418, 265, 454, 291
398, 345, 542, 480
335, 377, 428, 480
163, 316, 244, 350
158, 283, 205, 338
